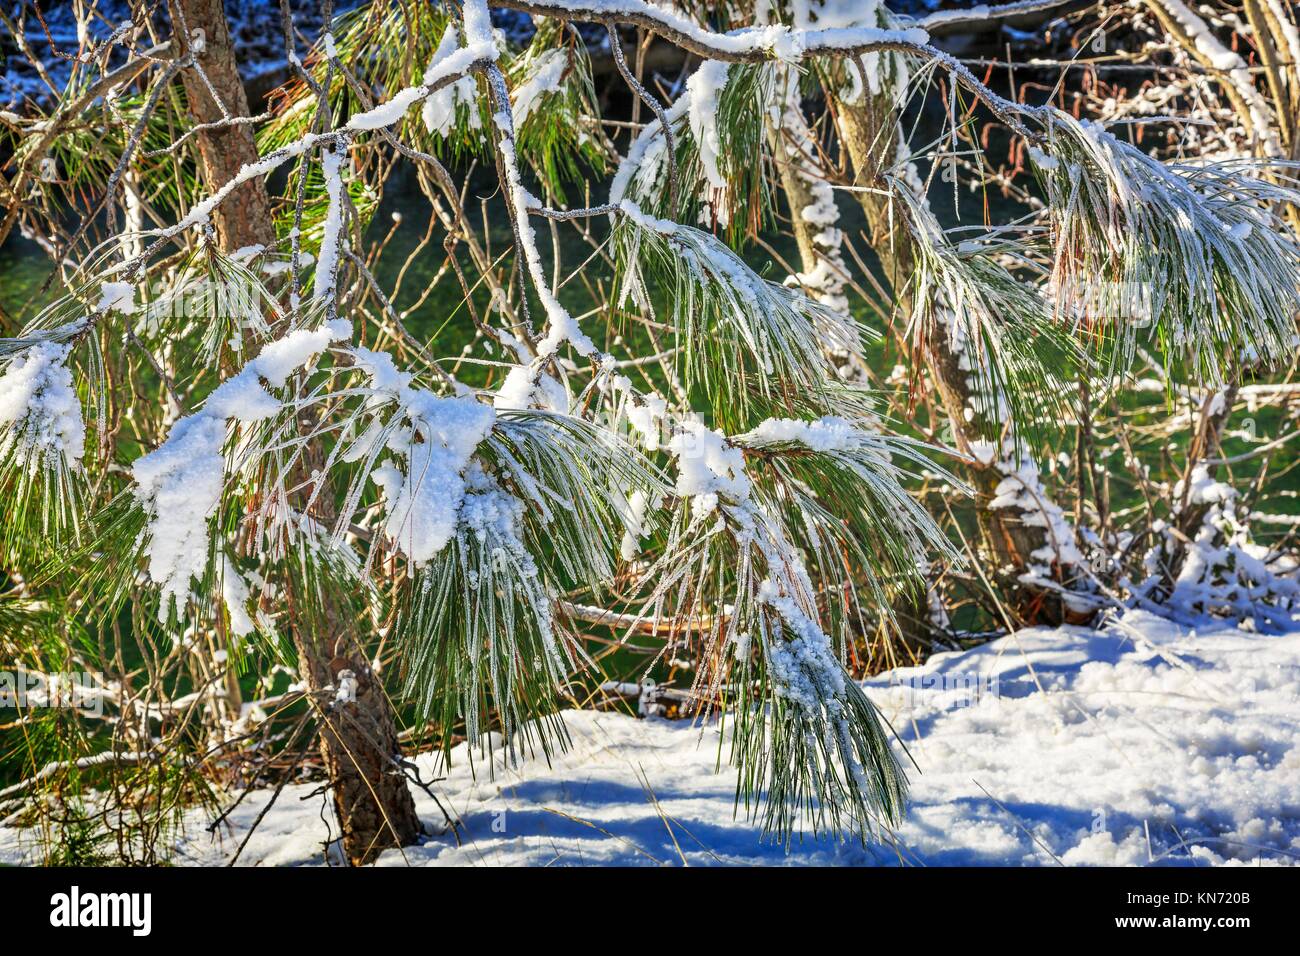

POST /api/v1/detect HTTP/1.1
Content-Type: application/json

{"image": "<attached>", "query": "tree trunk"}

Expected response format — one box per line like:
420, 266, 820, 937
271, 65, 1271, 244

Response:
169, 0, 420, 865
167, 0, 275, 250
1161, 382, 1240, 591
834, 94, 1092, 625
767, 74, 864, 380
287, 574, 424, 865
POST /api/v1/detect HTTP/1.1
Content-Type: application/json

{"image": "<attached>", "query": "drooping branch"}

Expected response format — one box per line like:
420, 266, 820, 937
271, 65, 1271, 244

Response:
607, 24, 679, 216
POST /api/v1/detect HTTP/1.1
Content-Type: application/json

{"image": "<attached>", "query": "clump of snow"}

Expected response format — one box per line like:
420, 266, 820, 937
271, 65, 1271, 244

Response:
685, 60, 732, 225
1027, 145, 1059, 171
348, 86, 429, 132
248, 325, 344, 390
604, 371, 667, 451
625, 392, 667, 452
685, 60, 730, 192
743, 415, 865, 452
96, 281, 137, 315
132, 414, 230, 618
0, 341, 85, 474
460, 0, 494, 46
667, 420, 751, 517
759, 580, 847, 715
350, 347, 497, 565
615, 488, 655, 561
1181, 463, 1234, 508
333, 670, 358, 706
312, 146, 345, 302
133, 324, 347, 623
618, 199, 677, 236
370, 415, 485, 565
492, 364, 567, 413
204, 372, 282, 422
420, 25, 483, 137
985, 443, 1092, 606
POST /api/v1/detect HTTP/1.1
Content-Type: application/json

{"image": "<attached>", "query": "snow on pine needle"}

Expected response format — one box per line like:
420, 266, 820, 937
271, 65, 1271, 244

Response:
397, 458, 574, 763
0, 341, 85, 477
735, 415, 961, 628
131, 322, 349, 626
420, 23, 485, 139
337, 345, 497, 566
686, 59, 733, 225
637, 416, 943, 840
611, 60, 776, 240
752, 574, 910, 841
0, 341, 87, 543
901, 193, 1083, 447
506, 19, 606, 203
1035, 112, 1300, 382
393, 410, 668, 762
614, 201, 867, 432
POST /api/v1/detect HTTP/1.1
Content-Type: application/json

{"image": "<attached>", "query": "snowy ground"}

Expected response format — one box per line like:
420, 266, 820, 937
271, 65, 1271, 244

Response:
2, 609, 1297, 866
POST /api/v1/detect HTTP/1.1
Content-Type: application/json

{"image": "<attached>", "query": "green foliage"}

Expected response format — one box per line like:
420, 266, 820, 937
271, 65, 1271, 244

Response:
1036, 112, 1300, 384
614, 212, 869, 432
394, 412, 666, 762
510, 19, 609, 204
257, 0, 465, 242
14, 85, 201, 222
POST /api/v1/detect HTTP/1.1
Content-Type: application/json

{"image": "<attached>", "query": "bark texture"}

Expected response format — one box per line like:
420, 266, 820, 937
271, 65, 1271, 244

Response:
289, 579, 423, 864
168, 0, 276, 250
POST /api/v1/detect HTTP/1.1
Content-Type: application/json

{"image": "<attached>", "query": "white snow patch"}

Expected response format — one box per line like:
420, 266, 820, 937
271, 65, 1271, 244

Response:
0, 341, 85, 472
312, 146, 345, 302
420, 25, 483, 137
350, 346, 497, 566
14, 612, 1296, 866
743, 415, 865, 452
667, 420, 751, 517
96, 281, 136, 315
